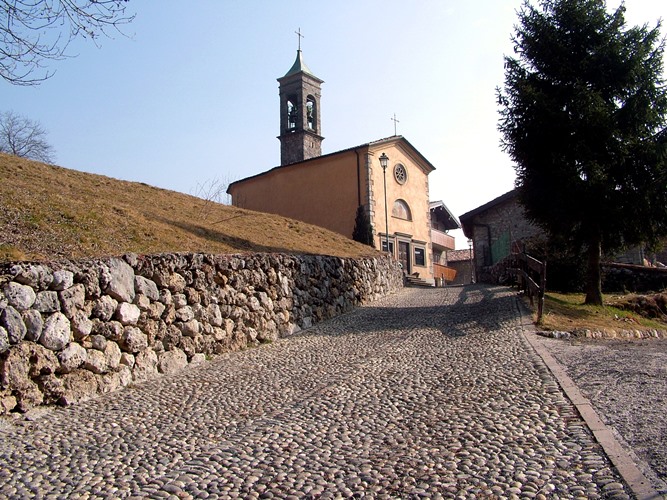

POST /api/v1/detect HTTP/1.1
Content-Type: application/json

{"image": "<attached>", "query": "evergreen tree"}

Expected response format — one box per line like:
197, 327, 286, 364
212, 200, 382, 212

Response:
352, 205, 375, 247
498, 0, 667, 305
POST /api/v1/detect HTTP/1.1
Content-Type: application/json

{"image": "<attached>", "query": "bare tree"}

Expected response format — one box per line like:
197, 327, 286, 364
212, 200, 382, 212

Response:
191, 175, 235, 222
0, 110, 55, 162
1, 0, 135, 85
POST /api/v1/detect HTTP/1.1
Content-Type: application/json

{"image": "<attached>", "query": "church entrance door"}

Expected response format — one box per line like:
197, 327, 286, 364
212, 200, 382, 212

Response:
398, 241, 411, 275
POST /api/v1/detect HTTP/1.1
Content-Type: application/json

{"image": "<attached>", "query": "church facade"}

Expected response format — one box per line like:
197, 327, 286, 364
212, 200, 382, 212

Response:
227, 49, 458, 282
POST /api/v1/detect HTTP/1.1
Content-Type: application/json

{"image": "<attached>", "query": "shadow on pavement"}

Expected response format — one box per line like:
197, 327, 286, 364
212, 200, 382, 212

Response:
301, 284, 519, 339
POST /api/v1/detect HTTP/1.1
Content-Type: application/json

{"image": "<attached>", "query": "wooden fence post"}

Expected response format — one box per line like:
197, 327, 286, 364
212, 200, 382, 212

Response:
537, 260, 547, 324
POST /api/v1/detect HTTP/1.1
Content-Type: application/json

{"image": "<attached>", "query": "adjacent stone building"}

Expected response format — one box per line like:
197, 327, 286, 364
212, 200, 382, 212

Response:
459, 190, 542, 282
227, 49, 459, 283
444, 249, 475, 286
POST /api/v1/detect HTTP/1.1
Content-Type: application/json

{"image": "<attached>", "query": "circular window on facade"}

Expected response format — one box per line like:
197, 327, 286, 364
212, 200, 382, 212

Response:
394, 163, 407, 185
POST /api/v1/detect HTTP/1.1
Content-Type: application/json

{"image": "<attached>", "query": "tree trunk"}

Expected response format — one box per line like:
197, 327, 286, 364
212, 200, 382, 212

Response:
584, 236, 603, 305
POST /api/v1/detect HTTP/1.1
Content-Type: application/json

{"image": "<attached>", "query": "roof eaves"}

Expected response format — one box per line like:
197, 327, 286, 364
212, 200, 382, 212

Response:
429, 200, 461, 230
367, 135, 436, 173
459, 189, 518, 223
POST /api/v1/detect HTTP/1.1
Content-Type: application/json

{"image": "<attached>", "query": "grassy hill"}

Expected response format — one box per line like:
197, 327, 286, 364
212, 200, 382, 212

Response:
0, 154, 379, 263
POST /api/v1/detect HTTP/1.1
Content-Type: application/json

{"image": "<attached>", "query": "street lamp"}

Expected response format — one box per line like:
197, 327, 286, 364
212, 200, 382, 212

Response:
379, 152, 390, 254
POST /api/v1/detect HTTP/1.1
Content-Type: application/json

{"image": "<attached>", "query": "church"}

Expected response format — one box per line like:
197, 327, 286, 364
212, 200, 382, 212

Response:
227, 49, 459, 284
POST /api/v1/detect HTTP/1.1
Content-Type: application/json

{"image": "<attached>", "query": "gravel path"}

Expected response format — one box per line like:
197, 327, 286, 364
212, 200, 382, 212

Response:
537, 334, 667, 496
0, 285, 633, 498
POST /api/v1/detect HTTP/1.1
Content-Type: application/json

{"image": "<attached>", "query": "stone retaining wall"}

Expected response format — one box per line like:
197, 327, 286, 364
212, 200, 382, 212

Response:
0, 252, 403, 414
602, 262, 667, 293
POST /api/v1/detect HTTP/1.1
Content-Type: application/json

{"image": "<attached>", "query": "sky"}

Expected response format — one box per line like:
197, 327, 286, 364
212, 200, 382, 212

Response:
2, 0, 665, 249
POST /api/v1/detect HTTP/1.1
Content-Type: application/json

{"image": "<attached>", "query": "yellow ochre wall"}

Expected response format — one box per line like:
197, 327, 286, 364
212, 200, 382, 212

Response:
229, 150, 363, 239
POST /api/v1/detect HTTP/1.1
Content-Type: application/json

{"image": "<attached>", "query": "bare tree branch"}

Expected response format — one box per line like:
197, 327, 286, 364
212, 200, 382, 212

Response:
0, 0, 135, 85
191, 175, 234, 222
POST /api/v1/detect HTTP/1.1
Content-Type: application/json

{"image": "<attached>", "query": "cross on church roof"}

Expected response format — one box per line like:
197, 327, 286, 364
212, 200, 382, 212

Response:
295, 28, 304, 50
391, 113, 400, 136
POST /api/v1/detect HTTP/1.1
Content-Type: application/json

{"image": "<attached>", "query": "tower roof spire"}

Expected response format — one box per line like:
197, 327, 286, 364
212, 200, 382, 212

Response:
283, 49, 316, 78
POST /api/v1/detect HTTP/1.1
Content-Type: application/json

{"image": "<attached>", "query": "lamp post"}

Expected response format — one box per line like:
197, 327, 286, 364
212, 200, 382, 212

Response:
379, 153, 389, 254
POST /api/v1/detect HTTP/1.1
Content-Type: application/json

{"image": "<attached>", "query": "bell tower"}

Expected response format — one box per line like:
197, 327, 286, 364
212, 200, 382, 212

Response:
277, 48, 324, 166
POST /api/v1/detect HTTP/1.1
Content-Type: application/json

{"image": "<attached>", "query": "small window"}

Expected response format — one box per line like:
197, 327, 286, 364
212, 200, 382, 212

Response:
414, 247, 426, 266
381, 239, 394, 254
392, 199, 412, 220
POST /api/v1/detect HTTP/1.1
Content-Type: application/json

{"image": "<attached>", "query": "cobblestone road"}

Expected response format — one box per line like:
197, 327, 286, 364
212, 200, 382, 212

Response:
0, 285, 631, 499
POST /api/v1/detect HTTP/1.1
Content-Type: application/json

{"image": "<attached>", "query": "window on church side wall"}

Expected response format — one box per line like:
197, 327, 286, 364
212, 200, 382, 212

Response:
287, 99, 297, 129
306, 97, 315, 130
392, 199, 412, 220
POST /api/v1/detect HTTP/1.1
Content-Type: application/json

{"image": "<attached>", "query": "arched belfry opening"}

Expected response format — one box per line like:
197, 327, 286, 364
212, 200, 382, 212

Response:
306, 96, 316, 131
287, 97, 298, 130
278, 49, 324, 165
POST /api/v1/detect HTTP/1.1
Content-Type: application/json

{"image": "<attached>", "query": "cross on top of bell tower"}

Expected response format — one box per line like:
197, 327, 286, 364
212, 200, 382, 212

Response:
295, 28, 304, 50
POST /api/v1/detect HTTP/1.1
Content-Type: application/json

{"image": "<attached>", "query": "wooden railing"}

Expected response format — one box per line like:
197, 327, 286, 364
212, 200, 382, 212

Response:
433, 263, 457, 283
508, 253, 547, 322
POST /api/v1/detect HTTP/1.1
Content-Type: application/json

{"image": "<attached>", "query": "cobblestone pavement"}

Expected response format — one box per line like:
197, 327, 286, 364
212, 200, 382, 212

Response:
0, 285, 632, 499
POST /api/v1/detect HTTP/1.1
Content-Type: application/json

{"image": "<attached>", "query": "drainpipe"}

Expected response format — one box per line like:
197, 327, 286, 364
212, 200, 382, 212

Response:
355, 150, 362, 207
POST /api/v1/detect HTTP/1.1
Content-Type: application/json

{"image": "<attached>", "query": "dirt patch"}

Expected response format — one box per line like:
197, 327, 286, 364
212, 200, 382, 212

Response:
609, 293, 667, 322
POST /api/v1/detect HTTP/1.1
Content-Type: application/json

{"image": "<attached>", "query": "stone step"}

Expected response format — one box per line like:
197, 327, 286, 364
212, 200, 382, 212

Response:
405, 275, 433, 288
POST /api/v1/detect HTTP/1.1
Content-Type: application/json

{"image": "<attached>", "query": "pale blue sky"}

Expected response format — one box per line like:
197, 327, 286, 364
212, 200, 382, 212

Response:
2, 1, 665, 249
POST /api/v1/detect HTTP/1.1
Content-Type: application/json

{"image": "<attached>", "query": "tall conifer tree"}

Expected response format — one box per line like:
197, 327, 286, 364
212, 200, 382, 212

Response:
498, 0, 667, 304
